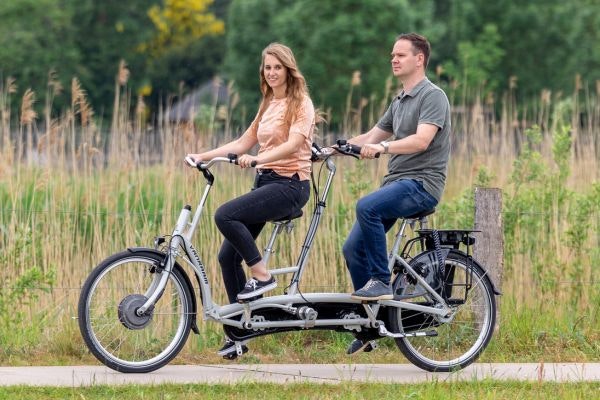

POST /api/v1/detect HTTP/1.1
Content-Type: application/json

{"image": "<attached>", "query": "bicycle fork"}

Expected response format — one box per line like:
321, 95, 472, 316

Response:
136, 206, 193, 316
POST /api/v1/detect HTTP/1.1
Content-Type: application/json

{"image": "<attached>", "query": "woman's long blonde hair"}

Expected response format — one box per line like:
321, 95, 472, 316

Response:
255, 43, 310, 128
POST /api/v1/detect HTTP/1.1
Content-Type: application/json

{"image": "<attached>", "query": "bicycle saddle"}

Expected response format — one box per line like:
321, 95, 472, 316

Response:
272, 209, 303, 223
405, 208, 436, 219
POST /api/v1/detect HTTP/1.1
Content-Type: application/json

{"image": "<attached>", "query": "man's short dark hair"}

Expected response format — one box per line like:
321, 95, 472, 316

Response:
396, 33, 431, 69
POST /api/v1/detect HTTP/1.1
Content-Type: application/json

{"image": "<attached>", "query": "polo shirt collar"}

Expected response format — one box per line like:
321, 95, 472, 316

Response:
397, 77, 430, 99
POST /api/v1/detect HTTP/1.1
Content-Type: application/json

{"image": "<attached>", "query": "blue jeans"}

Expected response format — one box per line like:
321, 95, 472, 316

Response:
342, 179, 438, 290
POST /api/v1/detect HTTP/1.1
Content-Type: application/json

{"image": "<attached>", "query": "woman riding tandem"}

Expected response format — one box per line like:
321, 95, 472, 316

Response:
187, 43, 315, 356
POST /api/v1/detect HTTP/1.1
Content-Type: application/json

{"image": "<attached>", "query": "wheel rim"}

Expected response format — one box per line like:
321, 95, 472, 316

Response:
83, 256, 190, 368
398, 258, 494, 368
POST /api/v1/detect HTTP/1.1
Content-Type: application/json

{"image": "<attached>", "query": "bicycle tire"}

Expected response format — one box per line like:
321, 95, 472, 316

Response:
78, 249, 194, 373
388, 250, 496, 372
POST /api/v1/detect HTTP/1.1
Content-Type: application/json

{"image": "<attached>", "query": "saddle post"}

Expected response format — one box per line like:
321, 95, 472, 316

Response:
388, 209, 436, 272
262, 222, 287, 267
418, 214, 429, 230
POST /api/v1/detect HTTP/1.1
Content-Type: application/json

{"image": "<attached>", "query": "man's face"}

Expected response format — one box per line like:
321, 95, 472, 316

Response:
390, 39, 423, 78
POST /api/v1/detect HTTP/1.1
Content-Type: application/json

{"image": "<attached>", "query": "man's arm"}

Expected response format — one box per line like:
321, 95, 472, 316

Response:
348, 126, 393, 147
386, 123, 438, 154
357, 123, 439, 159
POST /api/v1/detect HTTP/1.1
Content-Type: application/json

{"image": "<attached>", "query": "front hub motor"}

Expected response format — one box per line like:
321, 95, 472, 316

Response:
118, 294, 153, 330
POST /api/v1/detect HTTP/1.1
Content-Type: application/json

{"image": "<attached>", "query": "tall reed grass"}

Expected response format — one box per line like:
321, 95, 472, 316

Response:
0, 70, 598, 362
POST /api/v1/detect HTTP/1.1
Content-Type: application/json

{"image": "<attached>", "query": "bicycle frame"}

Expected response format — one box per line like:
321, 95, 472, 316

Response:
136, 153, 454, 340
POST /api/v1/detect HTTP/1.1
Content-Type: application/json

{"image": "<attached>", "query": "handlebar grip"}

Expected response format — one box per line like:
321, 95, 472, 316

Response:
337, 139, 380, 158
250, 160, 257, 167
184, 156, 198, 167
348, 143, 362, 155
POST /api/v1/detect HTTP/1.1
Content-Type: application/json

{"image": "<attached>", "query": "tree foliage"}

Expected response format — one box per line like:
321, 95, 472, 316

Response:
142, 0, 226, 111
1, 0, 599, 124
143, 0, 224, 56
71, 0, 159, 113
225, 0, 438, 125
223, 0, 287, 112
442, 23, 505, 97
0, 0, 81, 109
1, 0, 226, 118
433, 0, 600, 97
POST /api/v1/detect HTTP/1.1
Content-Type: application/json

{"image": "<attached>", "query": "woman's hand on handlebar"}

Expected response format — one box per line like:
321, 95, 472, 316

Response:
185, 154, 201, 167
237, 154, 258, 168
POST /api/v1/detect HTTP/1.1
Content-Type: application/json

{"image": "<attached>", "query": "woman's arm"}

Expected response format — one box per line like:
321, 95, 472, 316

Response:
237, 132, 305, 168
187, 128, 258, 163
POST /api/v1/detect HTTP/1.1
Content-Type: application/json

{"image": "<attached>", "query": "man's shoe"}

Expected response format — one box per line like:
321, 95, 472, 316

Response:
218, 339, 249, 360
347, 339, 378, 355
237, 276, 277, 301
351, 279, 393, 300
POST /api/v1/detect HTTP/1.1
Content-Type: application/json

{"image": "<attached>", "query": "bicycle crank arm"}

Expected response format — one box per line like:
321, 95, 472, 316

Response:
378, 325, 438, 338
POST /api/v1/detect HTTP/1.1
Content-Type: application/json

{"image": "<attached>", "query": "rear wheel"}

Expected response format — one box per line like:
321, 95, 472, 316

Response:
78, 250, 194, 373
388, 250, 496, 372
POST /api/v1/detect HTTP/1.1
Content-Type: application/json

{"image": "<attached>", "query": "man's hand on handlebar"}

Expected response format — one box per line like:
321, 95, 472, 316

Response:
360, 143, 383, 159
333, 139, 380, 159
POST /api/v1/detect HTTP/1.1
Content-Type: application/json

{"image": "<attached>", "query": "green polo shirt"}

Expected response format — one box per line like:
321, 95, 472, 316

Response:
376, 78, 451, 201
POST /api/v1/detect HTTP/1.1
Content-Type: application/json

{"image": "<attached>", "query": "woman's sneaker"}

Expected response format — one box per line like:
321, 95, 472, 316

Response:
237, 276, 277, 301
218, 339, 248, 360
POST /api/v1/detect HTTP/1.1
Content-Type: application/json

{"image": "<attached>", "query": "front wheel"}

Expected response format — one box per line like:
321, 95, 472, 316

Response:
389, 250, 497, 372
78, 250, 194, 373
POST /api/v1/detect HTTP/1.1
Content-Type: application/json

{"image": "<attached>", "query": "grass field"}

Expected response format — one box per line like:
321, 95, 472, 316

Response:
1, 382, 600, 400
0, 77, 598, 366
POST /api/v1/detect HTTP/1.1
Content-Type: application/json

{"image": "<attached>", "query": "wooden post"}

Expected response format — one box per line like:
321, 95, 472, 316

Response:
473, 187, 503, 329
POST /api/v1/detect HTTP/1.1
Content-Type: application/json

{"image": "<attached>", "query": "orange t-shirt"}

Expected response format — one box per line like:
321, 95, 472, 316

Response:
243, 95, 315, 181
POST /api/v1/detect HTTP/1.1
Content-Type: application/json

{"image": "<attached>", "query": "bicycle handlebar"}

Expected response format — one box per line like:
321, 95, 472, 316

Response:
187, 139, 378, 171
311, 140, 380, 161
185, 154, 258, 171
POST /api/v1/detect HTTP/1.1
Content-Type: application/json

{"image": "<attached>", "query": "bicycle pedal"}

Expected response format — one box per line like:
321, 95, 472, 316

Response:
235, 343, 245, 356
365, 340, 378, 352
220, 342, 249, 360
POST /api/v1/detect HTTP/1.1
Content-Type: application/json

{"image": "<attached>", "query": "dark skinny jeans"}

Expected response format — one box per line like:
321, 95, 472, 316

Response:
215, 171, 310, 303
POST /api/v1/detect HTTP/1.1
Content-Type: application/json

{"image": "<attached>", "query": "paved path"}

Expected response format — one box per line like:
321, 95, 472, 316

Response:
1, 363, 599, 386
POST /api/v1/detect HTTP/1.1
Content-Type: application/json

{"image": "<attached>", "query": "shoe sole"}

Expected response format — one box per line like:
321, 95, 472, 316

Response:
347, 342, 372, 355
350, 294, 394, 301
237, 282, 277, 300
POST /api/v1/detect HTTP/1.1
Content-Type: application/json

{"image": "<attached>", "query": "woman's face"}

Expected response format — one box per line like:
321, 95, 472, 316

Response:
263, 54, 288, 92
